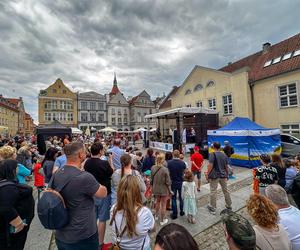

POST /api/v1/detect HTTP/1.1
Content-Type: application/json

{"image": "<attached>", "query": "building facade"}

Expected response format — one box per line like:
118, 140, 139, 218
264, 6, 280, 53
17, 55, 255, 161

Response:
160, 33, 300, 135
0, 95, 19, 136
38, 78, 78, 127
78, 91, 107, 131
24, 113, 35, 136
7, 97, 25, 135
107, 74, 130, 131
129, 90, 156, 130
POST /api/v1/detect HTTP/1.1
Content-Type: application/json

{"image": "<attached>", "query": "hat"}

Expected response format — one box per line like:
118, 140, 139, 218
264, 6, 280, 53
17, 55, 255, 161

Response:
220, 209, 256, 249
194, 146, 200, 151
144, 170, 151, 176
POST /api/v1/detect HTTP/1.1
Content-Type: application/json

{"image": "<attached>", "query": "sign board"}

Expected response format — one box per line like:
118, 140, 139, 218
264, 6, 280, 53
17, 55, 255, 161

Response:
149, 141, 173, 152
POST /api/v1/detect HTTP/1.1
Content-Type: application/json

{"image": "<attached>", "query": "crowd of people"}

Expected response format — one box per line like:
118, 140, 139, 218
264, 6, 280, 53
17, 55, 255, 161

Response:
0, 134, 300, 250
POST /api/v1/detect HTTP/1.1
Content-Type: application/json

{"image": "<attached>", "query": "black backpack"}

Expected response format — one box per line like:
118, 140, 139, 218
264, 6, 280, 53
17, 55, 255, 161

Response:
37, 169, 80, 230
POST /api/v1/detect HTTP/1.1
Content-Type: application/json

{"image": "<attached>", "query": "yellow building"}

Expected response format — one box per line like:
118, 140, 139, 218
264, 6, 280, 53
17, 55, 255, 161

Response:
161, 33, 300, 135
38, 78, 78, 127
0, 95, 19, 136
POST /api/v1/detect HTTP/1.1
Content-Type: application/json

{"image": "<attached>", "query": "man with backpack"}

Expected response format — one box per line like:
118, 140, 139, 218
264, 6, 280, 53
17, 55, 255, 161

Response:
207, 142, 232, 215
44, 142, 107, 250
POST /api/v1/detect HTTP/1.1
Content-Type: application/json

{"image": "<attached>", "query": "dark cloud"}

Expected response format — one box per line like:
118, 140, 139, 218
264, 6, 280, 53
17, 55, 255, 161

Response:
0, 0, 299, 122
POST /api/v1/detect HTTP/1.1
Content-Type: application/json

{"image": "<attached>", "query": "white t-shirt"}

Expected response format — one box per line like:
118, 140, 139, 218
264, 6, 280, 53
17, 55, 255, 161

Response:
110, 205, 154, 250
279, 206, 300, 250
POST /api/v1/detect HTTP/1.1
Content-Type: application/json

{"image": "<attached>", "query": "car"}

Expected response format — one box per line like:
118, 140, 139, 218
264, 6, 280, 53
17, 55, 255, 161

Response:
280, 133, 300, 157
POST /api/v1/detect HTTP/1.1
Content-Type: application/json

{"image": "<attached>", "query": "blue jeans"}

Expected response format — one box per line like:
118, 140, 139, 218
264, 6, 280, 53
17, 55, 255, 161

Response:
56, 233, 98, 250
171, 182, 184, 216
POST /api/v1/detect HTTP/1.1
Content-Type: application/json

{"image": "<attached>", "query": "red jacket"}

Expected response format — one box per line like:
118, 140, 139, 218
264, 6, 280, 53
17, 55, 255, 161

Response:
34, 162, 45, 187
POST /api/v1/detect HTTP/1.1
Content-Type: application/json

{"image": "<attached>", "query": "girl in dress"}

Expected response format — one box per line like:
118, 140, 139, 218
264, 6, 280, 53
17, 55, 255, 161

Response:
182, 170, 197, 224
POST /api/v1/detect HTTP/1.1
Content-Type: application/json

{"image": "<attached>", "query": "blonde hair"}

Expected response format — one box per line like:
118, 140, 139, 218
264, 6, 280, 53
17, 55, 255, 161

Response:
156, 153, 165, 167
246, 194, 278, 228
111, 175, 142, 238
0, 146, 16, 160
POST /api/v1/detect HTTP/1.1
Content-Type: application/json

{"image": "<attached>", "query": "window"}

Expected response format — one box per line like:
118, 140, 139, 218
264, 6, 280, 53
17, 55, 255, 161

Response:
281, 124, 300, 135
294, 49, 300, 57
272, 56, 281, 64
90, 113, 96, 122
144, 113, 147, 122
44, 113, 51, 121
60, 101, 66, 110
208, 98, 216, 110
52, 113, 57, 121
44, 101, 51, 110
223, 94, 233, 115
81, 101, 87, 110
124, 118, 128, 125
118, 109, 121, 115
263, 60, 272, 67
282, 53, 292, 61
98, 102, 104, 110
112, 117, 116, 125
118, 118, 122, 124
194, 84, 203, 92
62, 90, 67, 94
90, 102, 96, 110
137, 112, 142, 123
186, 104, 192, 107
278, 83, 298, 108
67, 113, 73, 121
81, 113, 88, 122
185, 89, 192, 95
52, 100, 57, 109
124, 109, 127, 114
98, 114, 104, 122
196, 101, 203, 107
111, 108, 115, 115
206, 80, 215, 87
66, 101, 73, 110
52, 89, 57, 93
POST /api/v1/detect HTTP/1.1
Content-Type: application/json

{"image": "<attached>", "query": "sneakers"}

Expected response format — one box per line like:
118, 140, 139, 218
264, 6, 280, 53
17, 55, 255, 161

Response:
160, 218, 168, 226
206, 205, 216, 215
180, 211, 185, 216
170, 214, 178, 220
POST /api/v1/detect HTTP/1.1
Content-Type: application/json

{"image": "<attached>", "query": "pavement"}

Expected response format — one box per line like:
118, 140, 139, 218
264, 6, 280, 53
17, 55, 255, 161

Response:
25, 152, 254, 250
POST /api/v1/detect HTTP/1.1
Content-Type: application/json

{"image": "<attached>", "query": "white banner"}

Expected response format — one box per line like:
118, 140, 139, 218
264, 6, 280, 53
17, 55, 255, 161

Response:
149, 141, 173, 152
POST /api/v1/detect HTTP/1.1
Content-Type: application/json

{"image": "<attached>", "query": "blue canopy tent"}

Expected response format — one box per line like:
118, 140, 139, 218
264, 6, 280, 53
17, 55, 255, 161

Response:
207, 117, 281, 168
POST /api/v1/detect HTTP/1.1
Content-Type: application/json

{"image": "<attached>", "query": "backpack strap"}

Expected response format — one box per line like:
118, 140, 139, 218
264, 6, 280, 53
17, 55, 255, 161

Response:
0, 180, 16, 188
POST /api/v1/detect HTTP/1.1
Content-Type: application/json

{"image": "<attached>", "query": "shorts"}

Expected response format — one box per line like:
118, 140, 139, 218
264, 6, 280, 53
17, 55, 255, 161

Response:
95, 194, 111, 222
192, 171, 202, 180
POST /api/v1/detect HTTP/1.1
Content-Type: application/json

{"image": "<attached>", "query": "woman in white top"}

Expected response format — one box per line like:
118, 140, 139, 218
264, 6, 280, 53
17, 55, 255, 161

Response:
110, 175, 155, 250
247, 194, 291, 250
111, 154, 146, 205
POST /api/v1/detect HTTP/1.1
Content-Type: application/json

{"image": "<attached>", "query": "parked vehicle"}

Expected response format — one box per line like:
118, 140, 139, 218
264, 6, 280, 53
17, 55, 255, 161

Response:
281, 133, 300, 157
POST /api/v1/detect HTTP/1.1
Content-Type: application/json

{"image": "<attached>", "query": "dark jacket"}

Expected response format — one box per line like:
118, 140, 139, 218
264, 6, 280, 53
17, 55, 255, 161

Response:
142, 156, 155, 172
167, 159, 186, 185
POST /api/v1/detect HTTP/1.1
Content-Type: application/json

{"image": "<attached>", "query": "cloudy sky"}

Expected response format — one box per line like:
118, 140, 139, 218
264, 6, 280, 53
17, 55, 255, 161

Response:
0, 0, 299, 122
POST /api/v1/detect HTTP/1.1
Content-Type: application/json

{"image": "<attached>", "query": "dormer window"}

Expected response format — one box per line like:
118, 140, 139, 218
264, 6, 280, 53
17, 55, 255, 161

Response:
194, 84, 203, 92
185, 89, 192, 95
206, 80, 215, 87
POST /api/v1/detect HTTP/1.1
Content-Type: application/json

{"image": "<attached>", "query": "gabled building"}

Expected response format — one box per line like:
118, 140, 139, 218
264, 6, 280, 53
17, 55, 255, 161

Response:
7, 97, 25, 135
0, 95, 19, 136
78, 91, 107, 131
107, 75, 130, 131
38, 78, 78, 127
161, 33, 300, 135
24, 113, 35, 136
129, 90, 156, 130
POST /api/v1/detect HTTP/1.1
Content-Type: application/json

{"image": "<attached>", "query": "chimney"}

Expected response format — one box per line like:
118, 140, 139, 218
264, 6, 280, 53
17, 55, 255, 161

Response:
262, 42, 271, 54
227, 62, 232, 66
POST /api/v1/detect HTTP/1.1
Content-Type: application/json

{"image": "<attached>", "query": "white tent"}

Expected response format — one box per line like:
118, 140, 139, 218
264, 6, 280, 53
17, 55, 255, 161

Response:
71, 127, 83, 134
99, 127, 117, 133
134, 127, 147, 133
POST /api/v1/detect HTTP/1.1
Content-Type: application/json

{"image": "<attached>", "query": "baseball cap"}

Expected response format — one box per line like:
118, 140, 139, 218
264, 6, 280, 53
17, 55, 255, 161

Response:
220, 209, 256, 249
194, 146, 200, 151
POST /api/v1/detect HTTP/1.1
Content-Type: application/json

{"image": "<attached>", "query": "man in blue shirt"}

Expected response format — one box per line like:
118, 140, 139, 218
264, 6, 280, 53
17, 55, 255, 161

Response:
53, 152, 67, 173
107, 139, 124, 170
167, 150, 186, 219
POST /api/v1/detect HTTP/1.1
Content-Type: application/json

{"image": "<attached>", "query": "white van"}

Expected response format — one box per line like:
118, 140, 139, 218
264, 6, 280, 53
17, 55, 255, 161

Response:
280, 133, 300, 157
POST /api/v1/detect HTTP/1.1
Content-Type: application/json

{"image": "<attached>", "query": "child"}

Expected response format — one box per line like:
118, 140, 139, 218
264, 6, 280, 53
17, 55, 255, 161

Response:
33, 157, 45, 200
182, 170, 197, 224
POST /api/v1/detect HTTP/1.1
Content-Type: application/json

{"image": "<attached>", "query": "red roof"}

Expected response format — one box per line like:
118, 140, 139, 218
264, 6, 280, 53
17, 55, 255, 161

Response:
109, 86, 120, 96
6, 98, 20, 106
128, 95, 138, 105
220, 33, 300, 82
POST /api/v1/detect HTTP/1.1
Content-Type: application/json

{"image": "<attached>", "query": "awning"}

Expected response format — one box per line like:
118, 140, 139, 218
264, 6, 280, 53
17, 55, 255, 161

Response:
145, 107, 218, 119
